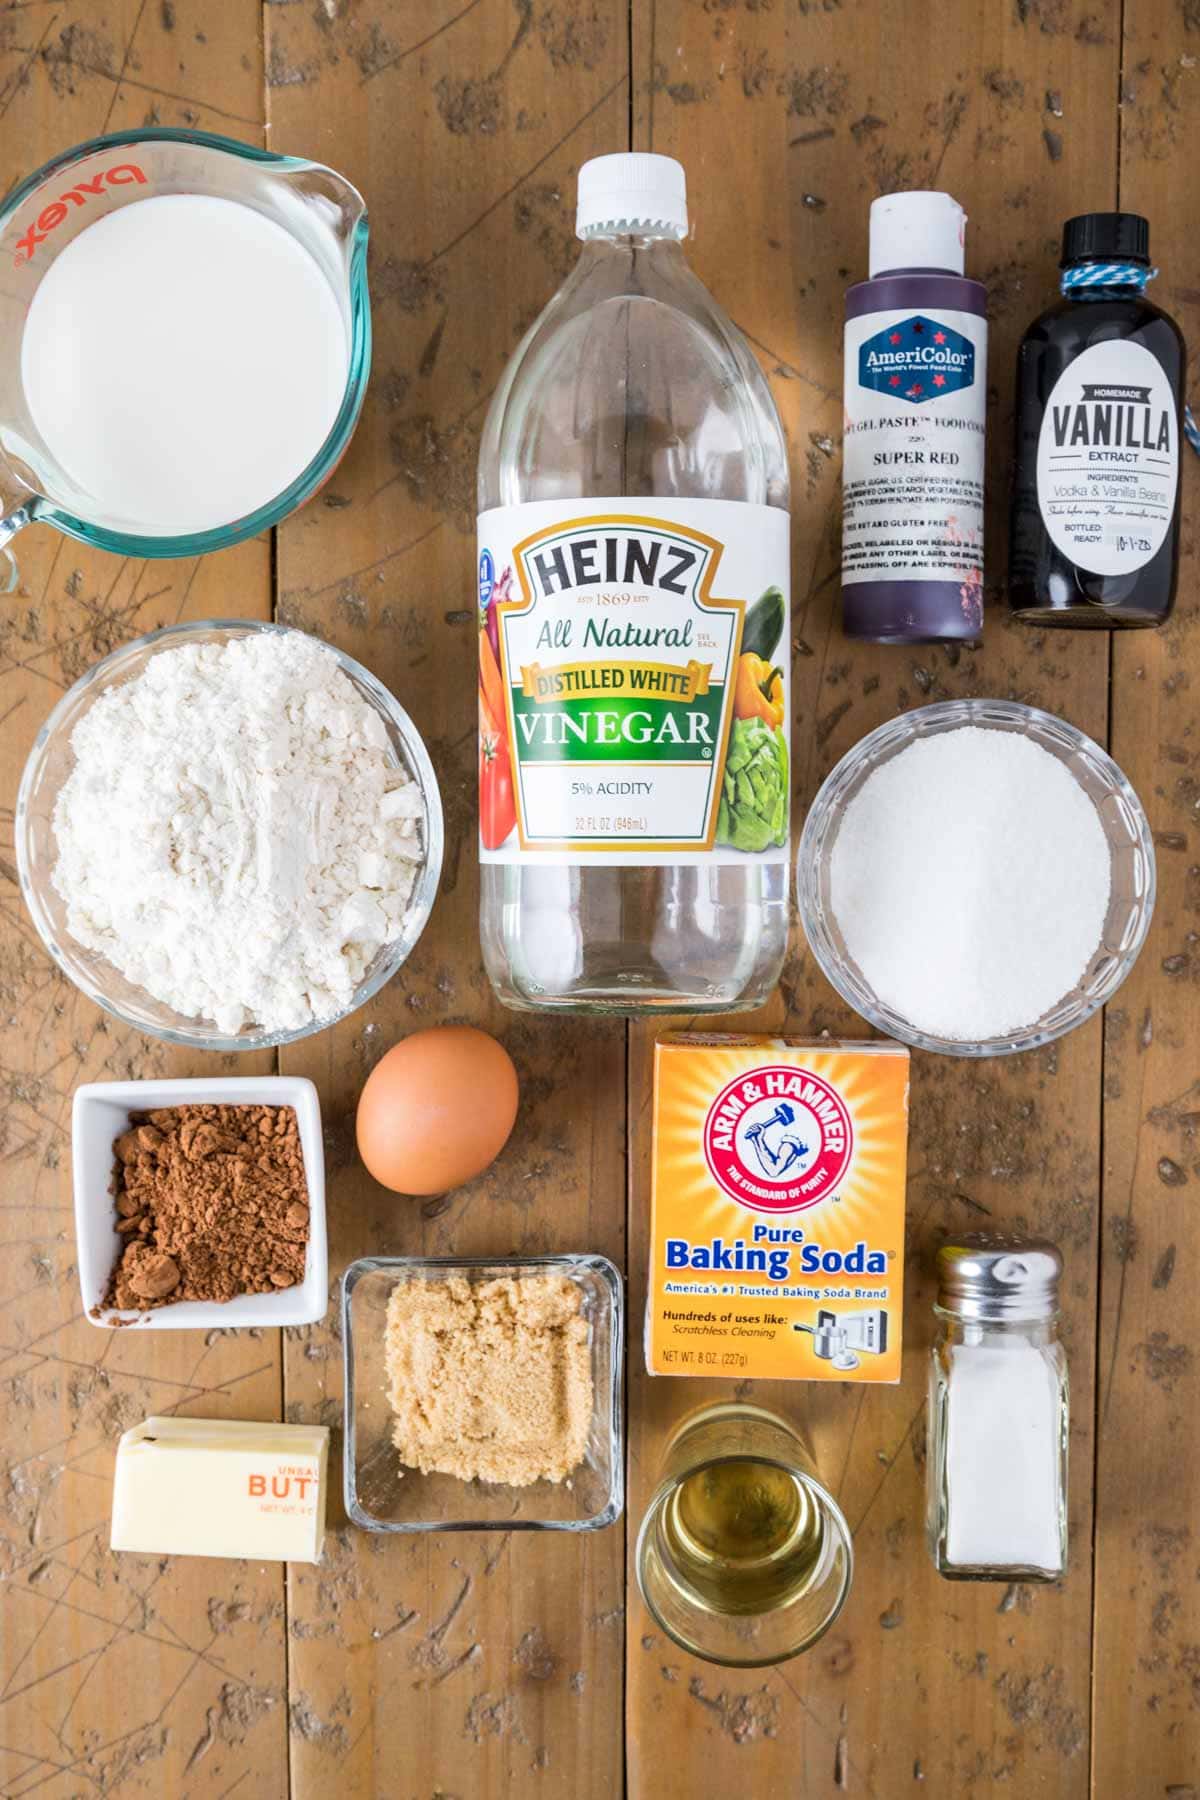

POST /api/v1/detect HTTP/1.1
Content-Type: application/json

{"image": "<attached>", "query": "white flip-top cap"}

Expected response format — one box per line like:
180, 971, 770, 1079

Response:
869, 191, 966, 277
576, 153, 688, 240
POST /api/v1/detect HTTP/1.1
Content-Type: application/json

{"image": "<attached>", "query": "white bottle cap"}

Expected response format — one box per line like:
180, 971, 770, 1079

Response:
869, 191, 966, 278
576, 153, 688, 240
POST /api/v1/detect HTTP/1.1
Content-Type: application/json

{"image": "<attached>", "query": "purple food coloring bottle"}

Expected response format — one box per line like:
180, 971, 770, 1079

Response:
842, 191, 988, 642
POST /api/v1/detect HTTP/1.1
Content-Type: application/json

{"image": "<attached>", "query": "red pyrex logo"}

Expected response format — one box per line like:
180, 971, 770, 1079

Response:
13, 163, 147, 267
702, 1064, 854, 1214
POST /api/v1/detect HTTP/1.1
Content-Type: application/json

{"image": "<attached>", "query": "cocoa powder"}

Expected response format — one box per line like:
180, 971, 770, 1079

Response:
101, 1104, 310, 1311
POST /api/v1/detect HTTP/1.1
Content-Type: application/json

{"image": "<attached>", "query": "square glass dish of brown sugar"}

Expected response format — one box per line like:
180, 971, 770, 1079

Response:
342, 1256, 624, 1532
73, 1078, 328, 1329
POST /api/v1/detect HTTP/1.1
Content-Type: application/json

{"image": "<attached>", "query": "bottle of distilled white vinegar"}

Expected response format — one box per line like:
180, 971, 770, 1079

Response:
477, 154, 791, 1012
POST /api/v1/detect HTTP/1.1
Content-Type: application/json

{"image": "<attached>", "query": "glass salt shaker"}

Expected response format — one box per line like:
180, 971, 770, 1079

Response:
927, 1236, 1068, 1582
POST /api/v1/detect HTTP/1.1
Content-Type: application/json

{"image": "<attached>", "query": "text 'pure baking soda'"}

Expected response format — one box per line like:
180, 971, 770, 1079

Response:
20, 192, 348, 534
647, 1036, 910, 1383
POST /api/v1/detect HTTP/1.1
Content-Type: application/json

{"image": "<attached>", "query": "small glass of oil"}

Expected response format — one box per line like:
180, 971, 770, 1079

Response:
635, 1402, 853, 1666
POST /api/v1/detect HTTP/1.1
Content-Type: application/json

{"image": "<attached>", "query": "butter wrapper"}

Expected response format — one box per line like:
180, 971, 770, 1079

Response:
111, 1416, 329, 1562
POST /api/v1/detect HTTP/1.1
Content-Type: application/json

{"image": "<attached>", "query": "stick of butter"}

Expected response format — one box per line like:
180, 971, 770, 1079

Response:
111, 1416, 329, 1563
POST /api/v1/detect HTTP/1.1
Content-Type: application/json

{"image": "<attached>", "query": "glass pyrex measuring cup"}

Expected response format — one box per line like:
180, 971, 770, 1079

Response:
0, 127, 370, 583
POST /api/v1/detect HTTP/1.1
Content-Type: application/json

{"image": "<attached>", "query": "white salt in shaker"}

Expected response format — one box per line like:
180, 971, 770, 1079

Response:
927, 1236, 1068, 1581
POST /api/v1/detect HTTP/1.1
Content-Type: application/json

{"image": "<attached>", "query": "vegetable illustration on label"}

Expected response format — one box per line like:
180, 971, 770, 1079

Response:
478, 568, 517, 849
479, 711, 516, 851
477, 499, 790, 865
716, 716, 788, 852
720, 585, 788, 852
733, 655, 785, 728
740, 586, 787, 662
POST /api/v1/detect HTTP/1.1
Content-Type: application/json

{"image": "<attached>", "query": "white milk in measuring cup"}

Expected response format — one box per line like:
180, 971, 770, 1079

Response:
21, 194, 348, 534
0, 130, 368, 566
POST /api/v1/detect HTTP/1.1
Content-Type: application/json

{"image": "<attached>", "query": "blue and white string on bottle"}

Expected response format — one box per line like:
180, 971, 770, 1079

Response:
1060, 259, 1200, 453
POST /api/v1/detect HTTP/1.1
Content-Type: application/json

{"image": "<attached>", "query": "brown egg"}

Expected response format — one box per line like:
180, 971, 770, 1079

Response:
355, 1025, 519, 1195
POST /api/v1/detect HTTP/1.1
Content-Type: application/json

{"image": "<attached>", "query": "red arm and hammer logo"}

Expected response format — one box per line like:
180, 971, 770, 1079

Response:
13, 163, 147, 267
702, 1064, 854, 1213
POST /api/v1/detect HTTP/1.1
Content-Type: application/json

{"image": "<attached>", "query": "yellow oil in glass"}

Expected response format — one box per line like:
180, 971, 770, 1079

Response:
659, 1458, 827, 1616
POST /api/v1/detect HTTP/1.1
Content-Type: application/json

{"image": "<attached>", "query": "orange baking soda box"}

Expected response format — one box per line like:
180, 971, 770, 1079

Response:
647, 1035, 910, 1382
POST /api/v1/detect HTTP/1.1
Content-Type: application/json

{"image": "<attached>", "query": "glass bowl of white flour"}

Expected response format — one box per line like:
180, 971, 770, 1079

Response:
16, 620, 443, 1049
797, 698, 1155, 1057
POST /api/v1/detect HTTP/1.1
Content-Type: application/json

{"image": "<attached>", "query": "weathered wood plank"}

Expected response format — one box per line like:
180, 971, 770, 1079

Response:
5, 1, 1196, 1791
264, 4, 630, 1795
0, 6, 283, 1798
627, 2, 1118, 1793
1094, 5, 1200, 1794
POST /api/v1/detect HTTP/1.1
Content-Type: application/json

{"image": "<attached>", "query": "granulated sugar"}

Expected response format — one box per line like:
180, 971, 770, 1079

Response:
828, 726, 1111, 1041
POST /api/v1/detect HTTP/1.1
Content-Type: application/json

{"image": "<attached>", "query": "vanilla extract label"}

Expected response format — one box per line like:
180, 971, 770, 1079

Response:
1036, 339, 1179, 575
1049, 384, 1170, 451
477, 498, 790, 866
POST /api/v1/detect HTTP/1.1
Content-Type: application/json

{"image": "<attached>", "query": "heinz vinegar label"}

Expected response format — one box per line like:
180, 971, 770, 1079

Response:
476, 498, 790, 867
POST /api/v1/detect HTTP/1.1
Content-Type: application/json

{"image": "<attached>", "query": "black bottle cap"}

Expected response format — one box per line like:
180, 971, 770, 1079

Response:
1061, 212, 1150, 267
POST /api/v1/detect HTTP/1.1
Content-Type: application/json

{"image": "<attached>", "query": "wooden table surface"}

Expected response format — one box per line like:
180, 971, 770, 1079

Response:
1, 1, 1197, 1795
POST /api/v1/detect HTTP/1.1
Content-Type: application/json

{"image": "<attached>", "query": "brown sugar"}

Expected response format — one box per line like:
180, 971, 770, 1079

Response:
384, 1274, 593, 1487
101, 1104, 309, 1312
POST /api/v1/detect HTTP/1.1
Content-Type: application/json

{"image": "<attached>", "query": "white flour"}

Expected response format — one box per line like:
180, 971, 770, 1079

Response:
52, 632, 426, 1035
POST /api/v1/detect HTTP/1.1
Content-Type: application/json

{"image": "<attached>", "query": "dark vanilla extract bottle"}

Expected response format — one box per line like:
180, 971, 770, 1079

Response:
1008, 212, 1186, 627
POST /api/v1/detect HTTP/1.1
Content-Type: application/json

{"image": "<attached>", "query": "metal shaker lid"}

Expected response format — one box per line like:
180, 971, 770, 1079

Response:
935, 1235, 1063, 1323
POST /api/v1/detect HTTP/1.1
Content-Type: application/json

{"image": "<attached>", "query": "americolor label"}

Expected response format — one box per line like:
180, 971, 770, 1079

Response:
856, 312, 976, 402
477, 498, 790, 867
1035, 338, 1178, 576
842, 306, 986, 614
647, 1036, 910, 1384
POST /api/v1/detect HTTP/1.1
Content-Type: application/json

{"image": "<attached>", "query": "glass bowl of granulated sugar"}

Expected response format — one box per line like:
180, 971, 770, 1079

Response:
797, 699, 1155, 1057
16, 620, 444, 1050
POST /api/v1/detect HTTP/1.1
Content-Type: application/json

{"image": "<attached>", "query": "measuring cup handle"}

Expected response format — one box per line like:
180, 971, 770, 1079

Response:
0, 503, 33, 594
